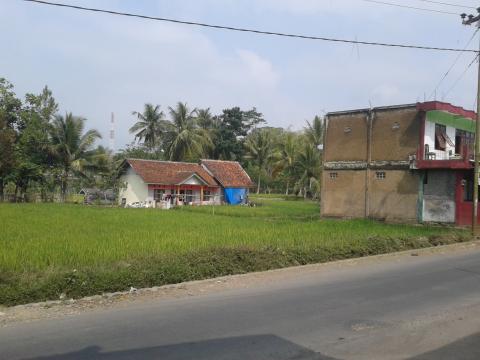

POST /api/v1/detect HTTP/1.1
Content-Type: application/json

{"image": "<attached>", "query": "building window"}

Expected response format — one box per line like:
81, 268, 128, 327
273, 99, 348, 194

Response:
376, 171, 386, 180
455, 129, 464, 155
204, 190, 211, 201
154, 189, 165, 201
456, 129, 474, 155
435, 124, 447, 151
330, 172, 338, 179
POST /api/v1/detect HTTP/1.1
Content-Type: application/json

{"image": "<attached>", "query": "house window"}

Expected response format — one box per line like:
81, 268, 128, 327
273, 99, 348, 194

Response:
435, 124, 447, 151
455, 129, 464, 155
456, 129, 475, 155
154, 189, 165, 201
376, 171, 386, 180
204, 190, 211, 200
330, 172, 338, 179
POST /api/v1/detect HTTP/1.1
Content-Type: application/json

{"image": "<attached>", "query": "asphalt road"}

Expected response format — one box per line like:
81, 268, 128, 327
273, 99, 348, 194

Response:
2, 247, 480, 360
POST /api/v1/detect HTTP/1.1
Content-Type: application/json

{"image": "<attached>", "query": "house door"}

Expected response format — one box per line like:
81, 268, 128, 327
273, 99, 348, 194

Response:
186, 190, 193, 204
455, 171, 480, 226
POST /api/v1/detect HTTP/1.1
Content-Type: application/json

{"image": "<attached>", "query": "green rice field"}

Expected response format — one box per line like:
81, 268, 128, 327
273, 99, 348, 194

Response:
0, 197, 469, 306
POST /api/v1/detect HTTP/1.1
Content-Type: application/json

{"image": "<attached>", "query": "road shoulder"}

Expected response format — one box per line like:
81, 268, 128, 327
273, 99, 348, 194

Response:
2, 240, 479, 327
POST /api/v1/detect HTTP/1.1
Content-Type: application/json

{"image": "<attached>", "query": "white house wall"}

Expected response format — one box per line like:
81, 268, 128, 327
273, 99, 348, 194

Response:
424, 120, 456, 160
119, 166, 224, 207
118, 167, 149, 205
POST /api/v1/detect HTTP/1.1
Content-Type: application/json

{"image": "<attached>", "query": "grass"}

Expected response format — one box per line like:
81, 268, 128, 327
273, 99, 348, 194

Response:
0, 198, 469, 306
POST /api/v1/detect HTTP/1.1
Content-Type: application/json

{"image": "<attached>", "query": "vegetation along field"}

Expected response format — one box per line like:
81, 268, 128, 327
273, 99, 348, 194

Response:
0, 197, 469, 306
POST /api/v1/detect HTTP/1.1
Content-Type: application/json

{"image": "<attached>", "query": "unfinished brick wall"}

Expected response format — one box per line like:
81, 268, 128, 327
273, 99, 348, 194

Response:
324, 112, 369, 162
322, 170, 366, 218
322, 105, 421, 222
371, 108, 420, 162
368, 170, 419, 222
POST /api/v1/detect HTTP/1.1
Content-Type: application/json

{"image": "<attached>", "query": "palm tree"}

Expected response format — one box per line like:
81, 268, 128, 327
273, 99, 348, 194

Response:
305, 115, 324, 148
274, 132, 298, 195
245, 129, 277, 194
196, 108, 214, 130
163, 102, 212, 161
50, 113, 102, 201
294, 143, 321, 199
129, 104, 165, 152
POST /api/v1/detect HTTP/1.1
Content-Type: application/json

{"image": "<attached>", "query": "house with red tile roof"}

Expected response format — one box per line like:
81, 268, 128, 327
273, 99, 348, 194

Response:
201, 160, 255, 205
118, 159, 254, 208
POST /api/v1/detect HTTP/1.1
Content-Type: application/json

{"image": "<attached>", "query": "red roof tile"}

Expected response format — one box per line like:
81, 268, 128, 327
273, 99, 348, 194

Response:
201, 160, 255, 188
124, 159, 219, 187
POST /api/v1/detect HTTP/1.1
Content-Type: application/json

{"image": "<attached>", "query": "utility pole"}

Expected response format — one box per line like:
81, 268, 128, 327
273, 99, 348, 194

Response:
462, 9, 480, 236
109, 112, 115, 152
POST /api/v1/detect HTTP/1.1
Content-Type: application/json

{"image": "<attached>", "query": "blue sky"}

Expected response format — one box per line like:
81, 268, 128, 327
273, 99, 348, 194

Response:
2, 0, 479, 148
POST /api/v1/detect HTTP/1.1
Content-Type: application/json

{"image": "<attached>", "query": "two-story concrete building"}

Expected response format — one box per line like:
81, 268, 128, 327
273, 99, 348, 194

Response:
321, 101, 476, 226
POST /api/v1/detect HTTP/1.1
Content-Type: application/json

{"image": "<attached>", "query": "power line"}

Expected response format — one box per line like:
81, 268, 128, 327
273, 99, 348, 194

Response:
359, 0, 460, 15
443, 53, 479, 99
23, 0, 478, 53
429, 28, 479, 99
414, 0, 476, 10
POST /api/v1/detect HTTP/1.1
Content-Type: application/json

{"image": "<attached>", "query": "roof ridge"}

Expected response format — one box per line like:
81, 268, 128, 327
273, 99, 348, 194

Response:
127, 158, 198, 165
201, 159, 241, 164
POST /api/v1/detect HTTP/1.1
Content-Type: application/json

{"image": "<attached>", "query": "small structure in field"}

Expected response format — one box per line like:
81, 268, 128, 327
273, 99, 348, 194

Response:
79, 188, 116, 205
118, 159, 254, 208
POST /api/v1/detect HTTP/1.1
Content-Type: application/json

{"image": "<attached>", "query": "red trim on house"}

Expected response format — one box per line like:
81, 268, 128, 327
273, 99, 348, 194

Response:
416, 101, 477, 120
455, 171, 480, 226
148, 184, 218, 191
418, 111, 426, 161
415, 160, 473, 170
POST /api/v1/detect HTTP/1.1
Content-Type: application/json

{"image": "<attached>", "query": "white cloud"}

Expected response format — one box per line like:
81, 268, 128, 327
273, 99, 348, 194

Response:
2, 0, 477, 148
236, 49, 280, 89
371, 84, 401, 104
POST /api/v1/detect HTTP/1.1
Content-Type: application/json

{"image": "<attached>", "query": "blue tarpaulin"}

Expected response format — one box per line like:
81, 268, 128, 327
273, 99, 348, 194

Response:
224, 188, 247, 205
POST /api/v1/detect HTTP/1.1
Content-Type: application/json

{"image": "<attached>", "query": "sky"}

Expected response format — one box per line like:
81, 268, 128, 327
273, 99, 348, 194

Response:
2, 0, 480, 149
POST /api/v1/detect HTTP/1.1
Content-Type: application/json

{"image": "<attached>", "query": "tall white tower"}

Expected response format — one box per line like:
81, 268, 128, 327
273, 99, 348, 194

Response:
109, 112, 115, 152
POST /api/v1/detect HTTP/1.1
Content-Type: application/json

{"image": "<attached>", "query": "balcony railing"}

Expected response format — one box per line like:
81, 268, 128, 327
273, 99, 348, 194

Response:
423, 144, 473, 162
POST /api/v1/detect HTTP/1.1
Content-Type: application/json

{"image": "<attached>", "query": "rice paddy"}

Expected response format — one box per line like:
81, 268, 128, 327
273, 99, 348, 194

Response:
0, 197, 469, 306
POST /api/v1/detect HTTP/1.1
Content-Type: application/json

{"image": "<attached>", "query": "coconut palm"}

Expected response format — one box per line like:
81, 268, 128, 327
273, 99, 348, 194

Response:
196, 108, 214, 130
305, 115, 324, 148
50, 113, 102, 201
294, 142, 321, 199
245, 129, 278, 194
163, 102, 212, 161
274, 132, 298, 195
129, 104, 165, 151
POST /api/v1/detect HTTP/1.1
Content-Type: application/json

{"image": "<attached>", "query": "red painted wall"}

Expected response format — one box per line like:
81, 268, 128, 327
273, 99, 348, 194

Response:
455, 171, 480, 226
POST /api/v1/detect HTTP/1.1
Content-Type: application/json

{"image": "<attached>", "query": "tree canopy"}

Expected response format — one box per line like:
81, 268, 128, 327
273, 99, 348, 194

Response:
0, 77, 324, 201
